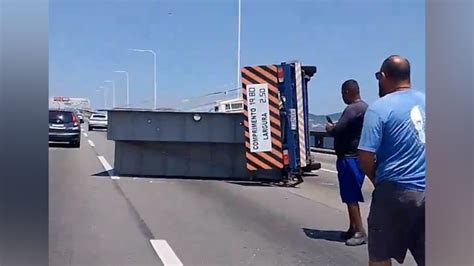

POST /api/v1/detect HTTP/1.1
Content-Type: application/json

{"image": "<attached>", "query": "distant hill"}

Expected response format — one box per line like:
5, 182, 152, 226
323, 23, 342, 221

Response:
308, 112, 342, 132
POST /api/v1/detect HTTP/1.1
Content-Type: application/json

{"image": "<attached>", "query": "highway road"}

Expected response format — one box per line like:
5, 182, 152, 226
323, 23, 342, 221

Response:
49, 125, 416, 266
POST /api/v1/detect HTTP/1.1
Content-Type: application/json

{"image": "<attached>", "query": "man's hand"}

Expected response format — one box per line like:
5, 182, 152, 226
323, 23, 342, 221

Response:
325, 122, 335, 133
358, 150, 376, 184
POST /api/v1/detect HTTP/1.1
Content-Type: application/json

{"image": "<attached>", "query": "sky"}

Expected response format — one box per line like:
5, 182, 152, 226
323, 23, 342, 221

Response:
49, 0, 425, 115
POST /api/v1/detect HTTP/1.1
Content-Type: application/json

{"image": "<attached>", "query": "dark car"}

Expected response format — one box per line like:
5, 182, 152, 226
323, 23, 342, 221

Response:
76, 111, 84, 123
49, 109, 81, 147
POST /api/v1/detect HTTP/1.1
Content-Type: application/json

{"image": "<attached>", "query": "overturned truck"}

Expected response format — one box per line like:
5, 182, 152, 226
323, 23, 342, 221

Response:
107, 61, 321, 183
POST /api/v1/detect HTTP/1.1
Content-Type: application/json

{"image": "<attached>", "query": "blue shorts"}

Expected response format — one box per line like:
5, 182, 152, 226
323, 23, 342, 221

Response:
336, 157, 365, 204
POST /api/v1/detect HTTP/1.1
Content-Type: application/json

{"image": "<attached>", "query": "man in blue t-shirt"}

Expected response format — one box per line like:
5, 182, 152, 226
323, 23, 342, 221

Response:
358, 55, 425, 266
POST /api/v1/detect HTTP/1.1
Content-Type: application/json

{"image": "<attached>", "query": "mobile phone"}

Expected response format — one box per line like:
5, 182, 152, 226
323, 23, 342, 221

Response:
326, 116, 333, 124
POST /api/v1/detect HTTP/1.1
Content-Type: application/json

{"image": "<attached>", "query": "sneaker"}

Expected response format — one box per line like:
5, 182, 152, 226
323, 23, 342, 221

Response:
341, 228, 355, 240
345, 232, 367, 246
288, 177, 304, 187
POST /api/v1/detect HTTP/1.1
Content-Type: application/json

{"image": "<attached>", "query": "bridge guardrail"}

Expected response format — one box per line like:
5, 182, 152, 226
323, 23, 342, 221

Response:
309, 131, 335, 155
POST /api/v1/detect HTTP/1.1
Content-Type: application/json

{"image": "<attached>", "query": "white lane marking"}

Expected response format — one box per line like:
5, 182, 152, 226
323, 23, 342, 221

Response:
97, 155, 112, 171
321, 182, 336, 186
319, 168, 373, 185
97, 156, 120, 180
150, 240, 183, 266
83, 133, 88, 137
88, 140, 95, 147
320, 168, 338, 174
314, 152, 337, 158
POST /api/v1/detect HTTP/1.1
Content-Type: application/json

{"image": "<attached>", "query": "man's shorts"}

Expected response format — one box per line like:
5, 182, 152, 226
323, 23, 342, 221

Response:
368, 182, 425, 265
336, 157, 365, 204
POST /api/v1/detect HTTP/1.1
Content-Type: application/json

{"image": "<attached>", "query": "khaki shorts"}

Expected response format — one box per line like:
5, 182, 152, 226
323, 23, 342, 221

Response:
368, 182, 425, 265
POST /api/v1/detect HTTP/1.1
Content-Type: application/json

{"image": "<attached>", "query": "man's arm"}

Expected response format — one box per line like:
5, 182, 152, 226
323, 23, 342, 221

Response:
358, 150, 376, 184
326, 108, 352, 136
357, 108, 383, 184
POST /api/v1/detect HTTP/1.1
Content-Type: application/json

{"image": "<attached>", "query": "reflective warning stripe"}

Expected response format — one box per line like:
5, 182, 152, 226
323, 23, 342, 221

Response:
247, 163, 257, 171
295, 62, 307, 168
244, 142, 283, 167
241, 65, 283, 170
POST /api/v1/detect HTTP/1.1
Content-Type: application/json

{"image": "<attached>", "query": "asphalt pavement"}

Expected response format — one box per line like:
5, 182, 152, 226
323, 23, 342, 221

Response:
49, 125, 416, 266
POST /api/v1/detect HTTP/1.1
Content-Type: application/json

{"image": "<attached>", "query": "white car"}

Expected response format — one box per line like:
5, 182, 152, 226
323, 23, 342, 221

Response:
88, 113, 108, 131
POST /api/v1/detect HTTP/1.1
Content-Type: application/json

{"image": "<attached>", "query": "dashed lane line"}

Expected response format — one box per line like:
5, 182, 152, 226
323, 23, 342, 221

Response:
93, 140, 183, 266
88, 140, 95, 147
97, 155, 120, 180
83, 133, 88, 137
150, 240, 183, 266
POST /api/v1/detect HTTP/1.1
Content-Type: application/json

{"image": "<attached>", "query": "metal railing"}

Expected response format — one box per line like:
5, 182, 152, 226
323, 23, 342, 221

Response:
309, 131, 335, 154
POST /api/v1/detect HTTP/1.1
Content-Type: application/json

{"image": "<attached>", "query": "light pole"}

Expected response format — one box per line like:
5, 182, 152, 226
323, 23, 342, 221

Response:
131, 48, 157, 109
114, 70, 130, 106
104, 80, 116, 108
97, 86, 107, 109
237, 0, 241, 97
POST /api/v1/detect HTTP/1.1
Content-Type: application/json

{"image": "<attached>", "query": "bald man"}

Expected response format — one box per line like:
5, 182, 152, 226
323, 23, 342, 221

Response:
358, 55, 426, 266
325, 79, 368, 246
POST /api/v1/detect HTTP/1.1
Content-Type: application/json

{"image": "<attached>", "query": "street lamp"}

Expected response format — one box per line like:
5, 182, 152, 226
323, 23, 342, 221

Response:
104, 80, 116, 108
97, 86, 107, 109
131, 48, 157, 109
114, 70, 130, 106
237, 0, 241, 97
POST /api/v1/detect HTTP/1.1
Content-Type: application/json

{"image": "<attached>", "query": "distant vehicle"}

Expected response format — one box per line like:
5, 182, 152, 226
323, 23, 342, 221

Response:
88, 113, 108, 131
75, 111, 84, 123
49, 109, 81, 147
213, 98, 244, 113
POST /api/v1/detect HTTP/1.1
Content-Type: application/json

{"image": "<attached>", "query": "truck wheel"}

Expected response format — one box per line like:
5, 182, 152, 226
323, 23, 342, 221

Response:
303, 162, 321, 172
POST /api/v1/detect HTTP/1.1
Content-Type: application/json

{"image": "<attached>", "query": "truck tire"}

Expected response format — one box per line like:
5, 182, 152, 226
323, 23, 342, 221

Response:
303, 152, 322, 172
303, 162, 321, 172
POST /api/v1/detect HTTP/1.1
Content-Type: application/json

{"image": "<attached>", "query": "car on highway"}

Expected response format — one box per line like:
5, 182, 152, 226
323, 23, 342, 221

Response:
88, 113, 108, 131
49, 109, 81, 147
76, 111, 84, 123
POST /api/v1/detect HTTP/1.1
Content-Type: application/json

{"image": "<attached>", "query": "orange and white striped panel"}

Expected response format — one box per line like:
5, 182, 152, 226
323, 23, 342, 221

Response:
241, 65, 283, 171
295, 62, 307, 168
